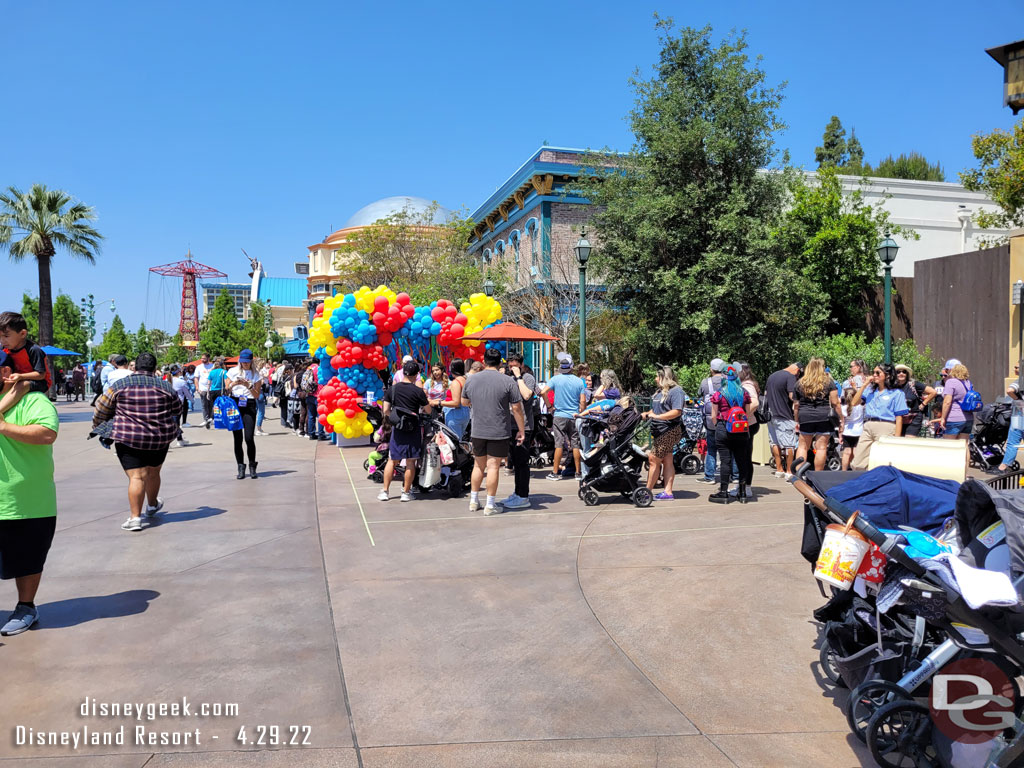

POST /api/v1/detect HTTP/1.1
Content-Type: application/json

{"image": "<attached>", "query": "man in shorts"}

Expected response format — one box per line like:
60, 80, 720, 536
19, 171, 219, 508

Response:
93, 353, 181, 532
540, 356, 585, 480
765, 362, 803, 479
378, 359, 430, 502
0, 349, 59, 636
462, 348, 525, 515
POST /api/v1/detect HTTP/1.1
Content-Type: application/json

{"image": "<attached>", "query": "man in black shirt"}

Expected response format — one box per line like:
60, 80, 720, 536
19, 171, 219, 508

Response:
764, 362, 802, 478
378, 360, 430, 502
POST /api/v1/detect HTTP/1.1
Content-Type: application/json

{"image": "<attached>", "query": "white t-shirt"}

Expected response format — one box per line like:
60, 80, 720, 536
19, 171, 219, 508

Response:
194, 362, 215, 392
841, 403, 865, 437
172, 376, 190, 401
227, 366, 260, 398
106, 368, 131, 387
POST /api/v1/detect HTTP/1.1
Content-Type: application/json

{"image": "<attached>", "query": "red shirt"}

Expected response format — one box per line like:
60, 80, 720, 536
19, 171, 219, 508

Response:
5, 340, 52, 389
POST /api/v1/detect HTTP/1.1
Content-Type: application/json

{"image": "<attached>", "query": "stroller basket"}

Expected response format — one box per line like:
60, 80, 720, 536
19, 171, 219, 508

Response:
681, 407, 704, 442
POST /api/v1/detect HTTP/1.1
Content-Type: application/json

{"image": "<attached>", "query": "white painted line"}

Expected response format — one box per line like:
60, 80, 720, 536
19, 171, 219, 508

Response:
572, 521, 803, 539
338, 448, 375, 546
370, 510, 588, 524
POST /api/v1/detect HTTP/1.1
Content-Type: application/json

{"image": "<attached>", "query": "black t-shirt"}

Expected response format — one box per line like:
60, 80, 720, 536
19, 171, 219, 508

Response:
765, 369, 798, 420
902, 381, 927, 415
794, 381, 833, 424
383, 381, 428, 433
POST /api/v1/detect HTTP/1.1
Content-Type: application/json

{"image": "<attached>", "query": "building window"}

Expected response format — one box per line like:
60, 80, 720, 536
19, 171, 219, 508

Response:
312, 282, 328, 294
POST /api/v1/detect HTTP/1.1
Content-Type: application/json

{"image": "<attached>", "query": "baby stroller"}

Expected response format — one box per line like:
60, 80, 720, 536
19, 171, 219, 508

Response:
577, 407, 652, 507
673, 407, 705, 475
361, 403, 389, 482
971, 398, 1016, 471
794, 464, 1024, 767
414, 412, 474, 498
530, 411, 556, 468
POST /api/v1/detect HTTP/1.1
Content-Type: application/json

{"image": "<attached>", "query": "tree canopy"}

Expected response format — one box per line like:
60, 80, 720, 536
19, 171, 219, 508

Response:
199, 288, 241, 357
97, 315, 130, 360
814, 116, 944, 180
960, 117, 1024, 243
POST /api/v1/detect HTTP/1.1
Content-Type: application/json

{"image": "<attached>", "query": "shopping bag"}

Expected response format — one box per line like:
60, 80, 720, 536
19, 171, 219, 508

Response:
213, 395, 243, 431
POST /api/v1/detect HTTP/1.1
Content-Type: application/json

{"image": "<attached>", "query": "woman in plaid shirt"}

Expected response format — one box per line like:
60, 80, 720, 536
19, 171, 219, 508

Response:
93, 353, 181, 532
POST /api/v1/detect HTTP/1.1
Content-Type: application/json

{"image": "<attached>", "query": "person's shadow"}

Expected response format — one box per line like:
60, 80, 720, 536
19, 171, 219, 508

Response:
149, 506, 225, 526
32, 590, 160, 629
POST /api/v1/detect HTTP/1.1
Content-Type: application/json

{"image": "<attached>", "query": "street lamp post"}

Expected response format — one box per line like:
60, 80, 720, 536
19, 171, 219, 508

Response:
574, 227, 592, 363
876, 232, 899, 365
483, 279, 495, 298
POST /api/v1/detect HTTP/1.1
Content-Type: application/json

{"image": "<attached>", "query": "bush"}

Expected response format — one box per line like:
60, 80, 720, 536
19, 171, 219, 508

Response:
789, 333, 942, 384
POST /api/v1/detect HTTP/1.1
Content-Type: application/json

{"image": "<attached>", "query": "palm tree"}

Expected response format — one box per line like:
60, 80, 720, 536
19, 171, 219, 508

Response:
0, 184, 103, 346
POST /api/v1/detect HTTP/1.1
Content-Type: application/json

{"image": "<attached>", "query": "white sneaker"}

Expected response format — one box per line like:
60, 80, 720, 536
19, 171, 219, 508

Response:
145, 498, 163, 518
773, 471, 785, 478
400, 492, 413, 502
784, 473, 794, 481
121, 517, 143, 532
501, 494, 531, 510
468, 498, 480, 512
483, 504, 502, 516
177, 438, 188, 448
255, 429, 268, 436
377, 491, 389, 502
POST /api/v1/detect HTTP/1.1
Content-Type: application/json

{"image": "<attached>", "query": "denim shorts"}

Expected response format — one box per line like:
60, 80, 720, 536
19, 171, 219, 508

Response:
768, 417, 798, 449
944, 420, 971, 436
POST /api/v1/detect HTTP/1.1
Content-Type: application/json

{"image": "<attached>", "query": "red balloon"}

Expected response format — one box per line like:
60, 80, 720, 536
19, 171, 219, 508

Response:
351, 345, 364, 360
451, 323, 465, 337
430, 307, 444, 321
374, 296, 389, 313
318, 415, 328, 425
445, 306, 457, 319
378, 332, 392, 346
372, 312, 385, 325
345, 408, 355, 418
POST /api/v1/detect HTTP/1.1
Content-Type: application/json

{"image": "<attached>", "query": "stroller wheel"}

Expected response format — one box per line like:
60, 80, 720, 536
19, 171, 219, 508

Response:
445, 473, 463, 499
826, 455, 842, 472
866, 700, 937, 768
362, 458, 371, 471
582, 489, 600, 507
371, 470, 384, 484
632, 487, 653, 507
819, 641, 846, 688
680, 454, 702, 475
846, 680, 910, 743
578, 487, 586, 500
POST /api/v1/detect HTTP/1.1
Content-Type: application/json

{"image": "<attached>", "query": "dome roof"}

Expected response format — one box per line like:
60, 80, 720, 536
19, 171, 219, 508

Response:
343, 196, 450, 229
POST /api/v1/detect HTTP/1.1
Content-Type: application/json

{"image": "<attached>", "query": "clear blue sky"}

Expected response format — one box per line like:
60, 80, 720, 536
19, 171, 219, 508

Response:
1, 1, 1019, 338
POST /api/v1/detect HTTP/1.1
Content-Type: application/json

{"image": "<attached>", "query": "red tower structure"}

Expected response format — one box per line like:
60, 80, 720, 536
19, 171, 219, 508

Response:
149, 252, 228, 347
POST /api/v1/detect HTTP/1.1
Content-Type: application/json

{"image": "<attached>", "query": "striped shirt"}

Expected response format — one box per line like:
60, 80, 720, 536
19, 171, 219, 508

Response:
93, 373, 182, 450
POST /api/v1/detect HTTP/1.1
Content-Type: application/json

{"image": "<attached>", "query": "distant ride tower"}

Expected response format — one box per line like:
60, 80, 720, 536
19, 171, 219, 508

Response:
149, 252, 227, 347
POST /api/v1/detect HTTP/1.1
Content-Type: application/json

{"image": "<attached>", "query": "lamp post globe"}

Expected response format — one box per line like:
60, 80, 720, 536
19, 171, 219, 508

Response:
574, 227, 592, 362
877, 232, 899, 365
483, 279, 495, 298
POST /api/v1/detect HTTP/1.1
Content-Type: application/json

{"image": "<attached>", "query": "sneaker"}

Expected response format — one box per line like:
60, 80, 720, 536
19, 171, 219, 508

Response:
784, 473, 794, 481
377, 491, 389, 502
1, 604, 39, 636
468, 498, 480, 512
205, 420, 211, 430
695, 477, 716, 485
654, 491, 674, 501
545, 473, 562, 481
121, 517, 144, 531
177, 438, 188, 448
255, 429, 268, 436
145, 498, 163, 518
773, 471, 785, 479
501, 494, 531, 510
400, 492, 414, 502
574, 473, 582, 481
483, 503, 502, 516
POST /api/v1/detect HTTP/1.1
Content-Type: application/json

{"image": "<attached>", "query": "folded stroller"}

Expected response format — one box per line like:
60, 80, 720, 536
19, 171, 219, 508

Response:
577, 407, 652, 507
971, 398, 1016, 471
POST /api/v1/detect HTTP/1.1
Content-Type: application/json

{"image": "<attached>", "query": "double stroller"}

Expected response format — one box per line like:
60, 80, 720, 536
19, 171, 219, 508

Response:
577, 407, 653, 507
971, 398, 1017, 472
795, 463, 1024, 767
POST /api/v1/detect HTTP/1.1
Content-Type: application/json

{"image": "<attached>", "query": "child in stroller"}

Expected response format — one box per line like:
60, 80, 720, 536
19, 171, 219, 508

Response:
577, 405, 653, 507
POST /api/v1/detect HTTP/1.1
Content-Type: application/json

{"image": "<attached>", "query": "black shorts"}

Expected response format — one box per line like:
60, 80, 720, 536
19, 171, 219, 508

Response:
798, 420, 834, 437
842, 435, 860, 449
0, 516, 57, 579
115, 442, 169, 470
472, 437, 509, 459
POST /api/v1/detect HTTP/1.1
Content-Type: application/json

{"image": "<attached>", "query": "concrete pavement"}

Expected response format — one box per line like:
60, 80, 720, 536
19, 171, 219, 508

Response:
0, 401, 872, 767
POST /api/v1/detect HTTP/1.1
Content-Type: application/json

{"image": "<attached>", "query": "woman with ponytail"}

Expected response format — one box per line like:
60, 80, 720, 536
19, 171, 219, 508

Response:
709, 365, 753, 504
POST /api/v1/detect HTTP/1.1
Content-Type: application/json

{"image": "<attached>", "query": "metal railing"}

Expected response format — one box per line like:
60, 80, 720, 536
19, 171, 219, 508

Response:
982, 469, 1024, 491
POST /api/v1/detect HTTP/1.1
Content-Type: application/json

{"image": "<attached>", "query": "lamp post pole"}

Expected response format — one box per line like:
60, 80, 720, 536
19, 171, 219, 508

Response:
574, 227, 592, 364
876, 233, 899, 366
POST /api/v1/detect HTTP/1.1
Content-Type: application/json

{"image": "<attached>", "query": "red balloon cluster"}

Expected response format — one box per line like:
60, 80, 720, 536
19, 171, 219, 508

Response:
431, 300, 471, 346
449, 340, 485, 362
317, 378, 363, 424
329, 339, 388, 371
314, 302, 325, 319
371, 292, 415, 348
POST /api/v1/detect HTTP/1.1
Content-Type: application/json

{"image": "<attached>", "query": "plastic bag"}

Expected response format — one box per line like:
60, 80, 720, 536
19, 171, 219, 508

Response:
213, 395, 243, 431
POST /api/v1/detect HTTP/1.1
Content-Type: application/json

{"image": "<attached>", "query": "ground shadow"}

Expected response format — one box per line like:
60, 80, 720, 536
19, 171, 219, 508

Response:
31, 589, 160, 629
150, 506, 226, 525
175, 441, 211, 448
253, 470, 296, 478
57, 410, 97, 424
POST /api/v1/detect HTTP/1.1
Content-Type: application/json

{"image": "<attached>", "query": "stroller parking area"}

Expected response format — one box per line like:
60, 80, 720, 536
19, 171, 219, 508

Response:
322, 443, 874, 767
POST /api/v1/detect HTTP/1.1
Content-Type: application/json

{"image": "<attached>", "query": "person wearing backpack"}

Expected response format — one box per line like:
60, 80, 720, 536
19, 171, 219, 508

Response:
708, 365, 753, 504
378, 359, 431, 503
934, 360, 979, 441
696, 358, 726, 484
792, 358, 840, 472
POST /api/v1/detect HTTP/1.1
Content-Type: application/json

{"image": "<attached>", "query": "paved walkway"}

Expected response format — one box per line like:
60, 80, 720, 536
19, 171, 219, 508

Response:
0, 401, 872, 767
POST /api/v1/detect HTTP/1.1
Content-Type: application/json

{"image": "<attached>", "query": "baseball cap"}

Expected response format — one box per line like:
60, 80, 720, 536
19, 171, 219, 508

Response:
239, 349, 254, 363
710, 358, 726, 372
559, 358, 572, 371
402, 360, 419, 377
401, 355, 413, 363
943, 358, 961, 372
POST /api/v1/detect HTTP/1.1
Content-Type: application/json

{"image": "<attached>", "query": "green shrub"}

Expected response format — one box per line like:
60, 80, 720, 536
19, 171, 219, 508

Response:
789, 333, 942, 384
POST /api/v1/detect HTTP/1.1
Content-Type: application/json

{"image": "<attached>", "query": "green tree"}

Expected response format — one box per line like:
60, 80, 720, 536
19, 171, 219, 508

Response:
148, 327, 171, 351
960, 118, 1024, 244
0, 184, 102, 346
815, 116, 848, 167
866, 152, 945, 182
581, 21, 826, 375
159, 332, 191, 366
20, 293, 39, 338
199, 288, 241, 356
844, 131, 865, 175
52, 293, 87, 359
98, 314, 131, 359
790, 332, 941, 385
773, 165, 917, 333
132, 322, 154, 357
237, 301, 283, 360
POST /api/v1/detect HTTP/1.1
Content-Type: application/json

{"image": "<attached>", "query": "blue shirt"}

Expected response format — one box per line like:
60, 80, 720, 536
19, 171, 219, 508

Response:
588, 398, 618, 413
208, 368, 227, 391
863, 387, 909, 422
548, 373, 585, 418
100, 363, 114, 389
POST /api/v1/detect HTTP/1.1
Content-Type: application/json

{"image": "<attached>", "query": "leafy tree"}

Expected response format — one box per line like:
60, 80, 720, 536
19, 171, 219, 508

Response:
581, 21, 827, 375
132, 322, 154, 357
845, 131, 865, 175
773, 165, 917, 333
98, 314, 131, 359
867, 152, 945, 182
0, 184, 102, 345
20, 293, 39, 338
52, 293, 86, 359
199, 288, 241, 356
960, 118, 1024, 244
148, 327, 171, 350
159, 332, 191, 366
791, 332, 941, 385
237, 301, 283, 360
815, 116, 848, 167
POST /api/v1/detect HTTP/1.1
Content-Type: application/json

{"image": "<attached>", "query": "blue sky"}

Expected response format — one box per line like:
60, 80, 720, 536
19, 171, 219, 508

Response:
1, 1, 1019, 337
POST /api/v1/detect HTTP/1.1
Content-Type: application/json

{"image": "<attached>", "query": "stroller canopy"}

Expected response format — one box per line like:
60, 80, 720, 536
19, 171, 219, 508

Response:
955, 479, 1024, 574
825, 466, 960, 536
